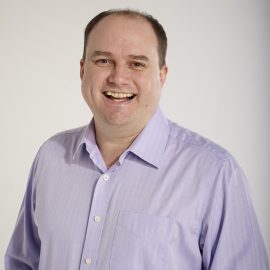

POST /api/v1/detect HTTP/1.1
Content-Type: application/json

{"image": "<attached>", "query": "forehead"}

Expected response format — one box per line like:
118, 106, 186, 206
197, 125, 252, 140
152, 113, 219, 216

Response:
86, 15, 158, 56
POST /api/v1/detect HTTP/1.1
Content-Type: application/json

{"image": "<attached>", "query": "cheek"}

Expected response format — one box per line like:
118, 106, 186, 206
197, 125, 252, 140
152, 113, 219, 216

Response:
81, 70, 95, 101
138, 73, 162, 96
82, 66, 108, 86
146, 78, 162, 106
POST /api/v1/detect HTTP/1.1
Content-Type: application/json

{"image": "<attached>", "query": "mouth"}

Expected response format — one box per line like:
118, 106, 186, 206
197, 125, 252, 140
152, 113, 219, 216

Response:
103, 91, 136, 102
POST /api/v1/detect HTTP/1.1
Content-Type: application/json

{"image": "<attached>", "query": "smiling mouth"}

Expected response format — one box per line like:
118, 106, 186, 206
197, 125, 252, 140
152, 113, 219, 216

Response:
103, 91, 136, 101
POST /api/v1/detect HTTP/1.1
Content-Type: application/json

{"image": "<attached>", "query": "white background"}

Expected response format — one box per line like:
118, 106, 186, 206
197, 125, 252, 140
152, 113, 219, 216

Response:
0, 0, 269, 267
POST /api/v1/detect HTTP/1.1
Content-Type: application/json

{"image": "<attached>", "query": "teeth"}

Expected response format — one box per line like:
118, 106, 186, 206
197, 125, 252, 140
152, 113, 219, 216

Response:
105, 91, 134, 99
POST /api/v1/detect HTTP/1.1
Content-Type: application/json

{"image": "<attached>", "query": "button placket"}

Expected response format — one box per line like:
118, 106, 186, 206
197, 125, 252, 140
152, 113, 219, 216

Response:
79, 173, 112, 269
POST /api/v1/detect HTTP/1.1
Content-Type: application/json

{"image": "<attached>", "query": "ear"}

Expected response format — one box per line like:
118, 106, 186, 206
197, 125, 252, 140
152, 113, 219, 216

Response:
80, 59, 85, 79
159, 64, 168, 86
159, 65, 168, 86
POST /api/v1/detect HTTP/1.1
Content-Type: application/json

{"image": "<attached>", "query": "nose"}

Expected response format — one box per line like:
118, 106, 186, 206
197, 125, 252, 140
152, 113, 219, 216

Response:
108, 64, 130, 86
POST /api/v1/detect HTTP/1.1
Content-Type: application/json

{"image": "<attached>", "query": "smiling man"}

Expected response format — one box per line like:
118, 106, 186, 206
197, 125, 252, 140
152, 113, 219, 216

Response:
5, 9, 269, 270
80, 13, 167, 168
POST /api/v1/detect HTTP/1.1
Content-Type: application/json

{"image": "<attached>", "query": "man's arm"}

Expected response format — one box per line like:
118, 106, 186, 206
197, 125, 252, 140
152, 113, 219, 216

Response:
5, 159, 41, 270
201, 157, 269, 269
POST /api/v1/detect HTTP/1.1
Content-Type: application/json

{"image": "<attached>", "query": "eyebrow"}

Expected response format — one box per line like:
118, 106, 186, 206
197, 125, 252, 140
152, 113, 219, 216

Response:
91, 51, 150, 62
91, 51, 113, 58
128, 55, 150, 62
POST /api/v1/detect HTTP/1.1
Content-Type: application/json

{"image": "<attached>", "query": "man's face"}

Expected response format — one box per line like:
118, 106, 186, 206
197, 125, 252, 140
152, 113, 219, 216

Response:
80, 15, 167, 131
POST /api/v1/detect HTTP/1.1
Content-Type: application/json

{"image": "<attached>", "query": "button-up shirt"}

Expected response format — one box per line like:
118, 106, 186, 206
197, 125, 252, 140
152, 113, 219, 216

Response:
5, 108, 269, 269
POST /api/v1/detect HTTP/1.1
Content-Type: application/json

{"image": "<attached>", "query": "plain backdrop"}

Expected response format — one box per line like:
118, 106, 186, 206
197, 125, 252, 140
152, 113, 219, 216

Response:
0, 0, 269, 267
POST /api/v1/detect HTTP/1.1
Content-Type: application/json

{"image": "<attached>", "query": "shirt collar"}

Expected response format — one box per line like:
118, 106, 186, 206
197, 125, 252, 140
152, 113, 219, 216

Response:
73, 108, 170, 169
127, 108, 169, 168
72, 119, 98, 160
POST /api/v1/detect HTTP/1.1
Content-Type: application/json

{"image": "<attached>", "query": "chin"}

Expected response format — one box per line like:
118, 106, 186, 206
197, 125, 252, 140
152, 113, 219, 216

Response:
106, 117, 131, 127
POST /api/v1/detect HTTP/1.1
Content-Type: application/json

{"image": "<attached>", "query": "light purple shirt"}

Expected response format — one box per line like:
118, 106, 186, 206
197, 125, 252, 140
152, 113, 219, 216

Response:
5, 108, 269, 269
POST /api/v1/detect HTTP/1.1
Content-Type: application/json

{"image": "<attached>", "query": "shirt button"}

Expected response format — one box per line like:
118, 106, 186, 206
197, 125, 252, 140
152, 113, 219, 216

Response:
103, 174, 109, 181
94, 215, 101, 223
84, 258, 92, 265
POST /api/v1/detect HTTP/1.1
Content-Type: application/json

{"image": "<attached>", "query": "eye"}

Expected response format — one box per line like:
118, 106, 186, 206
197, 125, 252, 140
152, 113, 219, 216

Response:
94, 58, 113, 67
130, 61, 146, 70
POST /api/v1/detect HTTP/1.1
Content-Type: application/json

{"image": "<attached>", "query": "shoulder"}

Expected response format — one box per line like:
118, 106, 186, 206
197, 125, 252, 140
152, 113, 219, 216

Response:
167, 120, 232, 163
36, 125, 88, 160
166, 120, 245, 185
46, 125, 87, 142
43, 125, 87, 147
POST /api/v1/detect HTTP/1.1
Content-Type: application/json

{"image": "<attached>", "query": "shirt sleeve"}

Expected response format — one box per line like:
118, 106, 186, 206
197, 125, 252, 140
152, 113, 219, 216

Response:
5, 157, 41, 270
201, 156, 269, 270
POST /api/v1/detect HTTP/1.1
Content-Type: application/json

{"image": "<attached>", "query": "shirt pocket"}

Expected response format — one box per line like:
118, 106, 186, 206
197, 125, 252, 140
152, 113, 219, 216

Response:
109, 211, 172, 270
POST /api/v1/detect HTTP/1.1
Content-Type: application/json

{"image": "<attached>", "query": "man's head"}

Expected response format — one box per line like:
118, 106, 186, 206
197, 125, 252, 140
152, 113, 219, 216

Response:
82, 9, 167, 69
80, 9, 168, 133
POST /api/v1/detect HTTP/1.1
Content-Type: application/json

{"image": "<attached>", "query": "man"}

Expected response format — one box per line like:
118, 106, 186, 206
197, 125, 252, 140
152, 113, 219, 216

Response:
5, 9, 269, 270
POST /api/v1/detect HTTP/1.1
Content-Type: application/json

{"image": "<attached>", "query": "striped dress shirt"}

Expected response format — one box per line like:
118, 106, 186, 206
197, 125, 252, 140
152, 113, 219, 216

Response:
5, 108, 269, 269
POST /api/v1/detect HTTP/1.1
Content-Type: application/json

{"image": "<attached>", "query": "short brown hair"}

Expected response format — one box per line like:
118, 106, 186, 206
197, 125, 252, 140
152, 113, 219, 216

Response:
82, 9, 167, 68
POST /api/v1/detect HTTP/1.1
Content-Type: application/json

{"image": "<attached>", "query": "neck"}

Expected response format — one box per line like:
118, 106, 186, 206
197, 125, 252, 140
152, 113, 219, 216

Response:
94, 121, 143, 168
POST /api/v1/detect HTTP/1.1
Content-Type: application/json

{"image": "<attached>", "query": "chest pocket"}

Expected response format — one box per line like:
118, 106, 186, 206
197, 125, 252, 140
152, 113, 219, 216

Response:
109, 211, 173, 270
